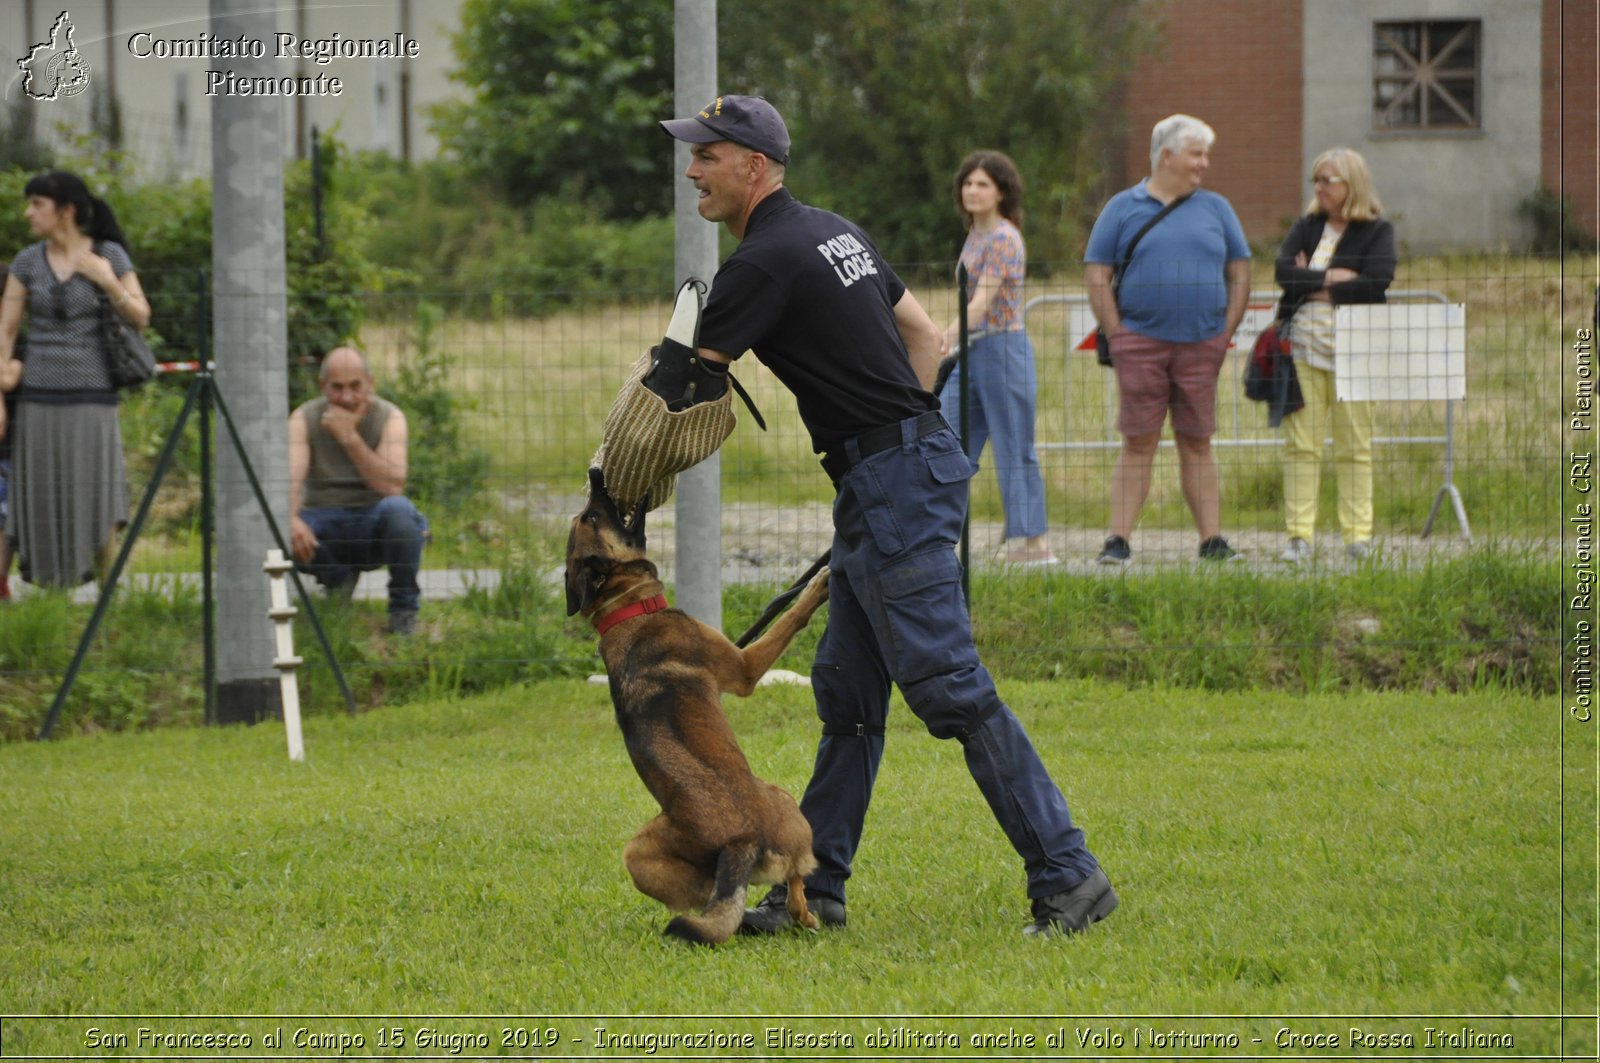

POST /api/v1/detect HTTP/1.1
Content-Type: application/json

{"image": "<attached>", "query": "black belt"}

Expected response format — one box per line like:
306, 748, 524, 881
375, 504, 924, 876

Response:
821, 410, 947, 483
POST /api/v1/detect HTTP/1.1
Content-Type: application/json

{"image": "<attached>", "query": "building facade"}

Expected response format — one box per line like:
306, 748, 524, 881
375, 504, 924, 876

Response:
1112, 0, 1595, 250
4, 0, 467, 180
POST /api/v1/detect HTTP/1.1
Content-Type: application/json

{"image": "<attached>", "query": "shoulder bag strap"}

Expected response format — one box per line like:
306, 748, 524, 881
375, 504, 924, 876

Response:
1112, 191, 1195, 303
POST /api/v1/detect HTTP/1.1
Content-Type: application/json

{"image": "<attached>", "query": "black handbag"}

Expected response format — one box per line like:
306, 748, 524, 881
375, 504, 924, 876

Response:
97, 291, 155, 389
1243, 321, 1289, 402
1243, 319, 1304, 426
1097, 191, 1195, 367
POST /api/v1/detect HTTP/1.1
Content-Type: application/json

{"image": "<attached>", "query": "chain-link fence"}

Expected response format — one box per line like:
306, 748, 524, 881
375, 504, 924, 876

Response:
0, 254, 1575, 732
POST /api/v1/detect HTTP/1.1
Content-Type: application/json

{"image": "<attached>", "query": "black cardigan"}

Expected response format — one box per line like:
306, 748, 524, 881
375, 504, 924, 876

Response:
1274, 214, 1398, 323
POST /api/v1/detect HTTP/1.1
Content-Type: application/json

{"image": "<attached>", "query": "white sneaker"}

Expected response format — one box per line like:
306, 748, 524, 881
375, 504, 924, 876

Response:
1278, 537, 1312, 564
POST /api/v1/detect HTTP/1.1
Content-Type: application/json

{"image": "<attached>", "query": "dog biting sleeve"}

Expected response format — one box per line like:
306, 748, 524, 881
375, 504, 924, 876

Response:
591, 349, 738, 512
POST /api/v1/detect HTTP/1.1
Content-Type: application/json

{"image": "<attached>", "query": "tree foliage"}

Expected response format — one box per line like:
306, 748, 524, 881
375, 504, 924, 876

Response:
720, 0, 1145, 269
434, 0, 675, 218
0, 132, 393, 375
432, 0, 1147, 268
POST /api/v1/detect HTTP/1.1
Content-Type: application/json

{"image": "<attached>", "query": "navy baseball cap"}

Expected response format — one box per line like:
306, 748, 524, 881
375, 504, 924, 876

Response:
660, 95, 790, 166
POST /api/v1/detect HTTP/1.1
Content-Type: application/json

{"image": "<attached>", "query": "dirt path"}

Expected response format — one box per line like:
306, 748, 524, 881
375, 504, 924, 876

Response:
521, 489, 1503, 583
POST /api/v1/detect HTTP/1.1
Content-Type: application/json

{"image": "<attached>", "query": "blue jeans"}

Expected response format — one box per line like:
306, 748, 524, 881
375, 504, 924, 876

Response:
799, 415, 1099, 903
296, 496, 428, 613
939, 330, 1047, 539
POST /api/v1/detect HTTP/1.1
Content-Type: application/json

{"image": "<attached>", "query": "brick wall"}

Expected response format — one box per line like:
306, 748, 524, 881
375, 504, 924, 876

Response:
1544, 0, 1599, 238
1117, 0, 1303, 244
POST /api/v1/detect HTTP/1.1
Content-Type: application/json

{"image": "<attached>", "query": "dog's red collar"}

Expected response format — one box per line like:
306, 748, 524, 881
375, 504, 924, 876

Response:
594, 594, 669, 636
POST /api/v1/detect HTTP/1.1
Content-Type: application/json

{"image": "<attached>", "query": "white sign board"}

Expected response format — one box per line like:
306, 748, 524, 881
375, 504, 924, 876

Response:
1334, 303, 1466, 402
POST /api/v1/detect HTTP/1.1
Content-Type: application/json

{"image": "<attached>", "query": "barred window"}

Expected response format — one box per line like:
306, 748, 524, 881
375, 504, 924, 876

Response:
1373, 20, 1481, 131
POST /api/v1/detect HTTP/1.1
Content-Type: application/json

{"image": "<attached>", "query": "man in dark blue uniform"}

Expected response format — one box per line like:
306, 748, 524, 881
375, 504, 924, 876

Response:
661, 95, 1116, 936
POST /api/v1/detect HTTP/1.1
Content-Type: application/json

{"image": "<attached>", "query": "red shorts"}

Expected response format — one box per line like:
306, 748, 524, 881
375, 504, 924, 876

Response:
1110, 329, 1230, 438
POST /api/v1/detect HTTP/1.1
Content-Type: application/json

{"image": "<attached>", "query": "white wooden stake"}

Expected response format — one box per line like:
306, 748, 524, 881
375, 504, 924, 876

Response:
262, 549, 305, 761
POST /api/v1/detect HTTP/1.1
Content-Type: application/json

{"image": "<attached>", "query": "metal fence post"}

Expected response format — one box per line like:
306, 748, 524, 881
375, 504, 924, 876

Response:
957, 264, 970, 604
671, 0, 722, 629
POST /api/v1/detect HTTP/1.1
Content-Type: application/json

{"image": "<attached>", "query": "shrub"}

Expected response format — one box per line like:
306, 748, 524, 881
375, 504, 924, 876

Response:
0, 132, 398, 379
381, 300, 491, 510
1519, 186, 1598, 254
283, 131, 416, 404
335, 152, 674, 311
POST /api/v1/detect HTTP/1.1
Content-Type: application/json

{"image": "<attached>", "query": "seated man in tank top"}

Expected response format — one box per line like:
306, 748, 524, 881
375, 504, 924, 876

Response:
288, 346, 429, 635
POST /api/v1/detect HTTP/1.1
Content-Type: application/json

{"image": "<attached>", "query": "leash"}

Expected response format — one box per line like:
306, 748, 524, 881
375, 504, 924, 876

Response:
732, 350, 961, 650
733, 549, 830, 648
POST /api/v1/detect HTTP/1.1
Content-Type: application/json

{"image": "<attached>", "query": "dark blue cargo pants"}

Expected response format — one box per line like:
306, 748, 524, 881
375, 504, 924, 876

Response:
798, 414, 1101, 904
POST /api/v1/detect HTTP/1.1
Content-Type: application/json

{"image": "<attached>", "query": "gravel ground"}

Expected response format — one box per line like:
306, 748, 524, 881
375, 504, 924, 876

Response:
18, 494, 1506, 605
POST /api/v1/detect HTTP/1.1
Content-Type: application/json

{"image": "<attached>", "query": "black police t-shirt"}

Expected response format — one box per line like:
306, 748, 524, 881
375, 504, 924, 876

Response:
697, 189, 935, 454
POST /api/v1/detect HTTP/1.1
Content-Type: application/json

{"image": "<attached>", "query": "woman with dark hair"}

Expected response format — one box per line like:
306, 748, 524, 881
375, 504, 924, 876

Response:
938, 150, 1055, 566
0, 170, 150, 588
0, 259, 15, 601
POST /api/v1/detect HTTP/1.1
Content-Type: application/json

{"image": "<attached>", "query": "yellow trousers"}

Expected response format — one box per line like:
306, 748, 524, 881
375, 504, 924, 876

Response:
1281, 361, 1374, 544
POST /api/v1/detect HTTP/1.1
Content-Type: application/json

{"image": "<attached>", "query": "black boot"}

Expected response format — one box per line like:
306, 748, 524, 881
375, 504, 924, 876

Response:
738, 884, 847, 935
1023, 867, 1118, 936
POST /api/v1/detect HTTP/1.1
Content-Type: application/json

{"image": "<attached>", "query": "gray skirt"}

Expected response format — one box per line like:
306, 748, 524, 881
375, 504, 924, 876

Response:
6, 402, 130, 588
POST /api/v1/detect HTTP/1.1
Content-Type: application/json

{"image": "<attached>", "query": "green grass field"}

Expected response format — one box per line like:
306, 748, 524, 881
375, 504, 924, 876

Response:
1, 548, 1559, 741
2, 677, 1590, 1056
2, 256, 1584, 1055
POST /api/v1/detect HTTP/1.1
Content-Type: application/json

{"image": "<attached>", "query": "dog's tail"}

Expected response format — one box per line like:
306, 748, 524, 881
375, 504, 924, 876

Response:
663, 839, 760, 947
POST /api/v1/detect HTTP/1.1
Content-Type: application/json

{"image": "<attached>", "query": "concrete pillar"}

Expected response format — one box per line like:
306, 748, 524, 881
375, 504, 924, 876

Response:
210, 0, 290, 723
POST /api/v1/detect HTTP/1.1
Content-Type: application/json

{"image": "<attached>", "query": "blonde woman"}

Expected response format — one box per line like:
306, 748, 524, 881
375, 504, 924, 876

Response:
1273, 148, 1397, 563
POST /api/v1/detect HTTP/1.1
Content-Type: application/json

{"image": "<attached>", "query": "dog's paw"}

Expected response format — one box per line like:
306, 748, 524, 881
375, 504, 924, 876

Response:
803, 566, 831, 604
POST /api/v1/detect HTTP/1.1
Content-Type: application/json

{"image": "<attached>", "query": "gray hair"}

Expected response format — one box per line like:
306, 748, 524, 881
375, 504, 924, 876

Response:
1149, 114, 1216, 169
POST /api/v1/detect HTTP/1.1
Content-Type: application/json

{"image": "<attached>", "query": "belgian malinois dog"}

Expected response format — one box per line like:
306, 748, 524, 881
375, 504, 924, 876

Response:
566, 467, 829, 945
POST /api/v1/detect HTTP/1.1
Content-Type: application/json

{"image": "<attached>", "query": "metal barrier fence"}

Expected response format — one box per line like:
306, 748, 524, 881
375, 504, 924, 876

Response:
4, 262, 1564, 589
1019, 288, 1471, 539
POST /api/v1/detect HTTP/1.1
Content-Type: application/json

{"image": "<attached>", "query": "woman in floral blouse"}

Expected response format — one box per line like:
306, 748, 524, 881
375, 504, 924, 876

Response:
939, 150, 1054, 566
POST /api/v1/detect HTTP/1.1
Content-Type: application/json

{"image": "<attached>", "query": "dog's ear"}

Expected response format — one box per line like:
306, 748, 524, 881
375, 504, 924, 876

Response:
563, 519, 589, 616
576, 556, 613, 616
564, 561, 582, 616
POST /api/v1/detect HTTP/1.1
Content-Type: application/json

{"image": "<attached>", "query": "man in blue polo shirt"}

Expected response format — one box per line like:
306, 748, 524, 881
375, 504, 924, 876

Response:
1085, 113, 1252, 565
660, 94, 1116, 938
